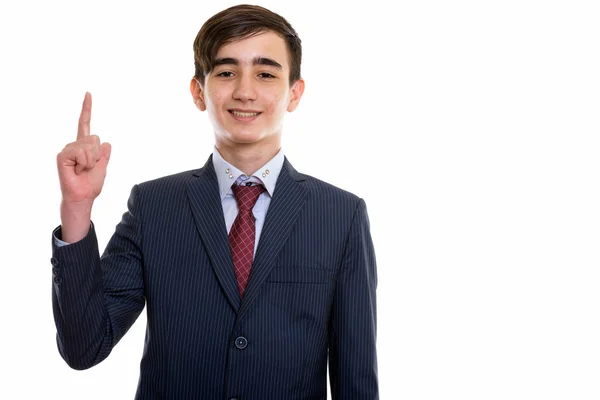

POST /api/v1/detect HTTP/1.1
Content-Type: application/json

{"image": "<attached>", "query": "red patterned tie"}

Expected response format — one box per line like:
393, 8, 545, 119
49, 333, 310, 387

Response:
229, 184, 265, 298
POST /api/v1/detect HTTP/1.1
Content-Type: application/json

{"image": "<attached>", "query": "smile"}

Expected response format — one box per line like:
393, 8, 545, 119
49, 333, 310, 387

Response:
229, 110, 261, 118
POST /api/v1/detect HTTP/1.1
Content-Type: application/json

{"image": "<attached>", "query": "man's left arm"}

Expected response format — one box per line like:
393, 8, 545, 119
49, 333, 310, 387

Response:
328, 198, 379, 399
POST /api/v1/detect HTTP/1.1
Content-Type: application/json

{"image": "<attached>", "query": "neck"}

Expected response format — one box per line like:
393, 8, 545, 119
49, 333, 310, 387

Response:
215, 137, 281, 176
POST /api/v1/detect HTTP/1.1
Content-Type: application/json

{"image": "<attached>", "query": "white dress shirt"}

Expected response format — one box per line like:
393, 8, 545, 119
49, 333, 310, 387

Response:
212, 146, 284, 256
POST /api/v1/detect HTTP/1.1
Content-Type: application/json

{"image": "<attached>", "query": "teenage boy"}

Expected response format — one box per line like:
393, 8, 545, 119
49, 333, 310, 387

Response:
52, 5, 378, 399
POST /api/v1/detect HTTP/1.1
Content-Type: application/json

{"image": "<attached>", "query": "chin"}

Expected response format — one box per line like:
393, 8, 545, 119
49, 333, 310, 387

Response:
223, 127, 272, 143
225, 132, 267, 145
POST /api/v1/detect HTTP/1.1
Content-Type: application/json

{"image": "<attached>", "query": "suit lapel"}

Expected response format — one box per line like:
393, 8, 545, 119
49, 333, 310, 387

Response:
237, 157, 308, 322
186, 155, 241, 312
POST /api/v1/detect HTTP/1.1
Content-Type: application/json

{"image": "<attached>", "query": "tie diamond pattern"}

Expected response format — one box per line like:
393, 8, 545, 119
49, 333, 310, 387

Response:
229, 184, 265, 298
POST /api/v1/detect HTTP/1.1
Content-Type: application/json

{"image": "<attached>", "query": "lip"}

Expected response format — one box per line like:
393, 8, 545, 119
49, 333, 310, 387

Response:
229, 108, 262, 113
228, 109, 262, 122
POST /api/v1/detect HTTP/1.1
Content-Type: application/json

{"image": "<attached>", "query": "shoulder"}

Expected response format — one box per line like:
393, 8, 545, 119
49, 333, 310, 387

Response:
134, 168, 199, 196
301, 172, 359, 200
284, 156, 365, 216
285, 158, 359, 202
294, 170, 365, 220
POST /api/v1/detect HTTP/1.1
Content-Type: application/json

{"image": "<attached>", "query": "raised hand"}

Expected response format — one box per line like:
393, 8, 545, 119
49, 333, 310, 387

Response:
56, 92, 112, 242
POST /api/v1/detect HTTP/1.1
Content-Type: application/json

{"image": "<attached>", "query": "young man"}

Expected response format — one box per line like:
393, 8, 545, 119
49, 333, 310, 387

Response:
52, 4, 378, 399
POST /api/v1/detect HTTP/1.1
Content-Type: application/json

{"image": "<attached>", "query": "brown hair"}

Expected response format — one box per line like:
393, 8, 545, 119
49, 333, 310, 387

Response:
193, 4, 302, 87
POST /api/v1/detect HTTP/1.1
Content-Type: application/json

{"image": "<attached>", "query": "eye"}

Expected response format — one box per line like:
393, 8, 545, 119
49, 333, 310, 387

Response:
259, 72, 276, 79
216, 71, 234, 77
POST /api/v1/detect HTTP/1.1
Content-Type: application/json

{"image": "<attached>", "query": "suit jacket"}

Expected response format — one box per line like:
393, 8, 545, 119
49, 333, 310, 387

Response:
51, 155, 378, 399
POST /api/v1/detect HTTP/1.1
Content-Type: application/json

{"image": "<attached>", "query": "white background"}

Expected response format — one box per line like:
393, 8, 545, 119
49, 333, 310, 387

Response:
1, 0, 599, 399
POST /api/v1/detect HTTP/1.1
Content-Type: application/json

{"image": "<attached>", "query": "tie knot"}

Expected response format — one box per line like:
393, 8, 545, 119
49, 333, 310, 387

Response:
232, 184, 265, 211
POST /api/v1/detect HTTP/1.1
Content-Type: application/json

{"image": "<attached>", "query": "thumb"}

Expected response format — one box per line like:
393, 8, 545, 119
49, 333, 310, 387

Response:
100, 142, 112, 165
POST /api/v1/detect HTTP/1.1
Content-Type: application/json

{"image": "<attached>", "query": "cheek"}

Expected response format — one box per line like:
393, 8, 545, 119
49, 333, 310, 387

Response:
264, 93, 287, 116
208, 91, 223, 108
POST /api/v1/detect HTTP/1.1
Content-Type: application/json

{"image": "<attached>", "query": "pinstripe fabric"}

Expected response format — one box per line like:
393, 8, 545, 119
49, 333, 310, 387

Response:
51, 154, 379, 399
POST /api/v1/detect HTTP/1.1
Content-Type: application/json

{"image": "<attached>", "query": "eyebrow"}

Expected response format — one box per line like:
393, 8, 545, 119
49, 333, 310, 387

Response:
213, 56, 283, 70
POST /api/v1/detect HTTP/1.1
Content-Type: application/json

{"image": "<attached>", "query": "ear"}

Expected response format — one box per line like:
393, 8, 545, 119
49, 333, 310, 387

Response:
190, 77, 206, 111
287, 78, 305, 112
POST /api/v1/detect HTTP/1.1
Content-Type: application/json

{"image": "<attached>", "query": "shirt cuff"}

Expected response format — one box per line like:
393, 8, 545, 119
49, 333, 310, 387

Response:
53, 222, 93, 247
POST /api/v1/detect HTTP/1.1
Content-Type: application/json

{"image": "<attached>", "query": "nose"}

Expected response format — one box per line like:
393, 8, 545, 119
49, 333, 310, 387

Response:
232, 73, 257, 103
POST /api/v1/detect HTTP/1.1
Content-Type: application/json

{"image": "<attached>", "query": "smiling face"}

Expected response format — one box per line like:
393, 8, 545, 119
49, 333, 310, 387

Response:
191, 30, 304, 152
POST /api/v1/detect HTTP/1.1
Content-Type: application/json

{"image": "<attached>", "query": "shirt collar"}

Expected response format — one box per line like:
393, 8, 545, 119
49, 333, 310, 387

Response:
212, 146, 285, 200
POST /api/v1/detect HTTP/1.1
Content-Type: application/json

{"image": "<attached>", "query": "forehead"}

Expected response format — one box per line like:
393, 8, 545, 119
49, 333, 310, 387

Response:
216, 31, 289, 69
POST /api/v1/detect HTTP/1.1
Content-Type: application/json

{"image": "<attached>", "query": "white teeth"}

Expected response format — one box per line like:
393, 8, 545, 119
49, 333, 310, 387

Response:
231, 110, 259, 117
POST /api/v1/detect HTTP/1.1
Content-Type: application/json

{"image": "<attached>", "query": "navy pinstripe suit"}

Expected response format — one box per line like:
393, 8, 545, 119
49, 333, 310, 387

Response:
51, 155, 378, 399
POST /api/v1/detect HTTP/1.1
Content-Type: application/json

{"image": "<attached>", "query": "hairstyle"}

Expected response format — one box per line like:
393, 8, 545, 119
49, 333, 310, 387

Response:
193, 4, 302, 87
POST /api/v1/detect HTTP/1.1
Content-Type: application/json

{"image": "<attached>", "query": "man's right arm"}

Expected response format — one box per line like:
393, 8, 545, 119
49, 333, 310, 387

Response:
52, 92, 145, 370
51, 185, 146, 370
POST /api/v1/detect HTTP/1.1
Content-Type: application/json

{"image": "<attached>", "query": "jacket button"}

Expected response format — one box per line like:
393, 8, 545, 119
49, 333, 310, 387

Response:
53, 276, 62, 285
52, 266, 60, 276
234, 336, 248, 349
50, 257, 59, 266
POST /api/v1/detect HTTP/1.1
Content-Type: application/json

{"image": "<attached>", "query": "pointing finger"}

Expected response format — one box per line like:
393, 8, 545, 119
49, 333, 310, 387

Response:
77, 92, 92, 140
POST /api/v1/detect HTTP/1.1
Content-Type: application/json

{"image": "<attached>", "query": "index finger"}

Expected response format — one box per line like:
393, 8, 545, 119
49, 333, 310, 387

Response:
77, 92, 92, 140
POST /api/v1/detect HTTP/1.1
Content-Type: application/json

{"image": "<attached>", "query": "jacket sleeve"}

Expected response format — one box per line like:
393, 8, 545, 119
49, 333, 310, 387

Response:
51, 184, 145, 370
328, 198, 379, 399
